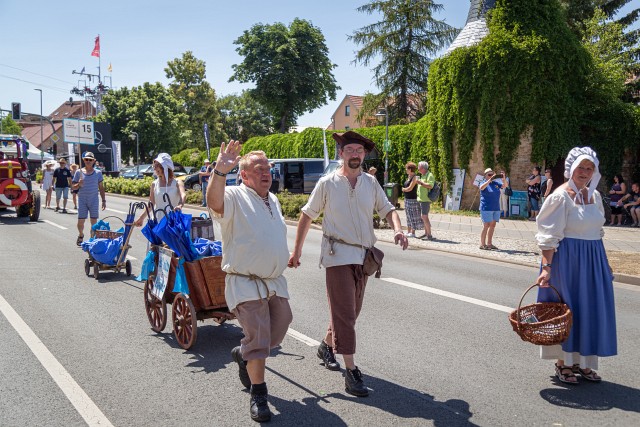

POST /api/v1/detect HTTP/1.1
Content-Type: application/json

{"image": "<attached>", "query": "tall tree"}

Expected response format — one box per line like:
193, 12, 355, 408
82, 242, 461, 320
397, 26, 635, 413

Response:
230, 19, 340, 133
350, 0, 458, 124
98, 83, 189, 162
218, 91, 272, 141
165, 51, 225, 150
1, 115, 21, 135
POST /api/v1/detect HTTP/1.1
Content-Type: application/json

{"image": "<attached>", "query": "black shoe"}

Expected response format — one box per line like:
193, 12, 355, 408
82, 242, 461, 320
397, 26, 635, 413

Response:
317, 340, 340, 371
249, 384, 271, 422
55, 207, 59, 212
231, 346, 251, 389
345, 367, 369, 397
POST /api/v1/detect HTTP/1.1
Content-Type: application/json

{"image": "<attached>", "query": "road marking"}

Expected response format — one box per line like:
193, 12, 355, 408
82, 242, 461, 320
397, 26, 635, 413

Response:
286, 328, 320, 347
0, 293, 114, 427
105, 208, 127, 214
126, 255, 137, 261
42, 219, 67, 230
381, 277, 513, 313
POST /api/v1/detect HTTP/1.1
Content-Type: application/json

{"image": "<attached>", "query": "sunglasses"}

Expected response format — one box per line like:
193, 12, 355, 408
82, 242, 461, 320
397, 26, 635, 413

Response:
83, 158, 95, 162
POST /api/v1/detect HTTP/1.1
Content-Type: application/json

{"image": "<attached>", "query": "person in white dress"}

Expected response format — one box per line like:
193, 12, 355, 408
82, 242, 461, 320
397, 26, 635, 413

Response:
41, 160, 55, 209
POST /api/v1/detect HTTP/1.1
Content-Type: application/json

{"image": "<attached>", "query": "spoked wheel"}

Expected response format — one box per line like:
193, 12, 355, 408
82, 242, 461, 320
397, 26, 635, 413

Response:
84, 259, 91, 276
125, 260, 132, 276
172, 293, 197, 350
144, 277, 167, 333
93, 263, 100, 280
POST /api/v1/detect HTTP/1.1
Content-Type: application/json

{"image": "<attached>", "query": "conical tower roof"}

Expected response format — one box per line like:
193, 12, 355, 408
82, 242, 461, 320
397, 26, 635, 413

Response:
446, 0, 497, 54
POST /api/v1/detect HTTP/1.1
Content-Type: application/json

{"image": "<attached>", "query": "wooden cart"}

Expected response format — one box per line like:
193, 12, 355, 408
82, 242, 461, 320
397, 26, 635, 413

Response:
143, 245, 235, 350
84, 216, 134, 280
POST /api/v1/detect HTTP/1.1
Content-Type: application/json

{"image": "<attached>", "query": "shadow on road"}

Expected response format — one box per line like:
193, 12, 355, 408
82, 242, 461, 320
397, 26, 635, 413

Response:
540, 379, 640, 413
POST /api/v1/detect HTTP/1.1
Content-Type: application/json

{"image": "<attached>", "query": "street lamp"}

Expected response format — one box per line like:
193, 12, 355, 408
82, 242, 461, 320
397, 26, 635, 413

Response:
129, 132, 139, 178
375, 107, 389, 185
34, 89, 43, 167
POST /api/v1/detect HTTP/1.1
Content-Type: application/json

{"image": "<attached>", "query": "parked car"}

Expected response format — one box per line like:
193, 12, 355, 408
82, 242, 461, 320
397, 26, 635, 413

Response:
121, 164, 152, 179
184, 166, 239, 191
141, 162, 188, 178
268, 158, 326, 194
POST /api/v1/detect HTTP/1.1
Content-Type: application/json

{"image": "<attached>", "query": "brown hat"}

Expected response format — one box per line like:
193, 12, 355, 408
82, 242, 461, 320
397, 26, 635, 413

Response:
332, 131, 375, 152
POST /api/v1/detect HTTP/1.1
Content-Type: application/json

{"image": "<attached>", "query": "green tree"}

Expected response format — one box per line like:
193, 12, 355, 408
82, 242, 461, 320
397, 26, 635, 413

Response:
98, 82, 189, 163
165, 51, 225, 150
230, 18, 340, 133
350, 0, 458, 124
218, 91, 272, 141
1, 115, 21, 134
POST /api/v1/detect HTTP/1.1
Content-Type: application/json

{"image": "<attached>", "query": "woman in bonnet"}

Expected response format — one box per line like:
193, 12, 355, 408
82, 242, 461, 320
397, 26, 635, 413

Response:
535, 147, 616, 384
134, 153, 186, 226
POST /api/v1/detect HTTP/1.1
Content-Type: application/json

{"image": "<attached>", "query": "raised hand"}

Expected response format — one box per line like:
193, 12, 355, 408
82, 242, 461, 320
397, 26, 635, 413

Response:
215, 140, 242, 174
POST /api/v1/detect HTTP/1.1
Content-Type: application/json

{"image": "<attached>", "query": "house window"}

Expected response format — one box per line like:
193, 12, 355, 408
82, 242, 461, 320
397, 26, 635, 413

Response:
345, 105, 350, 116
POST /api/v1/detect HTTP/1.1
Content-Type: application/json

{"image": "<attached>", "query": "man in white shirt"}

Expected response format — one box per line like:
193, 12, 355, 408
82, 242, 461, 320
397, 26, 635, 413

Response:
207, 142, 292, 423
288, 131, 408, 397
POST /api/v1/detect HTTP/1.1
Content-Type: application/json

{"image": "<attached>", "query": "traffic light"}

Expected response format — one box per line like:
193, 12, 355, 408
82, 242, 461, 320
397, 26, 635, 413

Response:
11, 102, 21, 120
48, 147, 53, 154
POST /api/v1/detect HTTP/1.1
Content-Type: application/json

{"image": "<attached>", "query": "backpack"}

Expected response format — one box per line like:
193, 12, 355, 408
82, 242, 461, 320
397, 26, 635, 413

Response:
428, 181, 441, 202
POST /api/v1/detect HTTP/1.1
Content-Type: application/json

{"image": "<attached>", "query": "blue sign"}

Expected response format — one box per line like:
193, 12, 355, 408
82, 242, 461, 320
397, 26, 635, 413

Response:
509, 190, 529, 218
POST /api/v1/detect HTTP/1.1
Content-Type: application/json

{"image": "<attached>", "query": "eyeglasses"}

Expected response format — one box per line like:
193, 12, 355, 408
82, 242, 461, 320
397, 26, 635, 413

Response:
83, 158, 95, 162
343, 147, 364, 155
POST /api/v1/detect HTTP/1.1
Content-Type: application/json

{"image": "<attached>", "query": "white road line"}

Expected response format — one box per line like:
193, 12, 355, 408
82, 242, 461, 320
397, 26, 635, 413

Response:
42, 219, 67, 230
126, 255, 137, 261
381, 277, 514, 313
105, 208, 127, 214
286, 328, 320, 347
0, 294, 114, 427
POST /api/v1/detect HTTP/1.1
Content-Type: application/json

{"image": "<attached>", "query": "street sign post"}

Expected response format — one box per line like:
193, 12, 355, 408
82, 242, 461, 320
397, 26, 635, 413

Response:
63, 118, 95, 144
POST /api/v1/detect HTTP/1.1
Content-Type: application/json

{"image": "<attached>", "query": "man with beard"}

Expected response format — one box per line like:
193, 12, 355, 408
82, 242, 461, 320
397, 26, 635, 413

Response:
288, 131, 408, 397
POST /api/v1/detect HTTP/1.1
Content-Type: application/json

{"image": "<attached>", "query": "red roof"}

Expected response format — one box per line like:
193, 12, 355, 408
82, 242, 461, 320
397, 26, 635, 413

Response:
49, 100, 95, 121
21, 123, 63, 149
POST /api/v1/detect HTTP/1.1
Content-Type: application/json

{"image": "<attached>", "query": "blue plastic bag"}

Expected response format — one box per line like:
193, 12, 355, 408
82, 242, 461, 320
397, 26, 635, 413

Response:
136, 250, 156, 282
172, 257, 189, 295
82, 236, 123, 265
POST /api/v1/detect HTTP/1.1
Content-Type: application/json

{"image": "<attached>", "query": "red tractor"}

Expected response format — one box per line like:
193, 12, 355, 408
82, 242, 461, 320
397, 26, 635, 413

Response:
0, 135, 40, 221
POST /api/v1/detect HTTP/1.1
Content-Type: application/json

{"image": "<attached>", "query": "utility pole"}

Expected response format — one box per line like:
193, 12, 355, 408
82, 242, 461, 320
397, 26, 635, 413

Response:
35, 89, 43, 166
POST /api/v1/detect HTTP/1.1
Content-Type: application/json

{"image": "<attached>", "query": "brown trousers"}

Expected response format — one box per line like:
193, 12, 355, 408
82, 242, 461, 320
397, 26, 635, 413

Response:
325, 264, 368, 355
233, 296, 293, 360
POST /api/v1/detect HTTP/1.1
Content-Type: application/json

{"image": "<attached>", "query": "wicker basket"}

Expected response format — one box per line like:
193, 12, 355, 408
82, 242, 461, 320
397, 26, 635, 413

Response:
94, 229, 123, 239
509, 284, 573, 346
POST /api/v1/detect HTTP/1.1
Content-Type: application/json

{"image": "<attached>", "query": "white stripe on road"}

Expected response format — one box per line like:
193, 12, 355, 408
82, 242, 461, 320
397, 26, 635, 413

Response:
286, 328, 320, 347
42, 219, 67, 230
0, 294, 114, 427
126, 255, 137, 261
381, 277, 514, 313
105, 208, 128, 214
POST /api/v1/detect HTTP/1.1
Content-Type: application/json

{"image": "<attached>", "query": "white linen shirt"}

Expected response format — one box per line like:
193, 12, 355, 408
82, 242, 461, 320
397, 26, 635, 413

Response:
211, 184, 290, 310
302, 171, 395, 268
535, 190, 605, 251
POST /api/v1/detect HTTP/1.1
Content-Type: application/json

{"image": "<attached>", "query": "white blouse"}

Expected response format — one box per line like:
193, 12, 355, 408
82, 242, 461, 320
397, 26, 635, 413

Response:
153, 179, 181, 220
535, 190, 605, 251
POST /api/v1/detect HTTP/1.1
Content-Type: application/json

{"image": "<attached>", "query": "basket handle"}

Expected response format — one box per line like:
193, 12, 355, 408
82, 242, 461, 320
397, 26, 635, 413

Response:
516, 283, 564, 325
99, 215, 126, 228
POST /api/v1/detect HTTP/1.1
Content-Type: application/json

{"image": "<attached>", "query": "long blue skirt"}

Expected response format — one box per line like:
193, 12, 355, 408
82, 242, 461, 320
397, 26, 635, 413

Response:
537, 238, 617, 357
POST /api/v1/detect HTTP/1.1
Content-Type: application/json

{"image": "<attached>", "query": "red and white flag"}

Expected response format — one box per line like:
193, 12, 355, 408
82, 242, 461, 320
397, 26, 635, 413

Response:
91, 36, 100, 57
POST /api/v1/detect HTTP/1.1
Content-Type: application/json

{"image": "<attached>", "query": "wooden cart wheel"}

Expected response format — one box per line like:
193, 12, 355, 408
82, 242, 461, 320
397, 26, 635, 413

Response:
93, 263, 100, 280
144, 277, 167, 333
125, 260, 132, 277
84, 259, 91, 276
172, 293, 197, 350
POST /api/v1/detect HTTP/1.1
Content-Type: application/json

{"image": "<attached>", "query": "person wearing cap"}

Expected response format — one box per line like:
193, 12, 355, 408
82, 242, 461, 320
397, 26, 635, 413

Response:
479, 167, 506, 250
207, 142, 292, 422
52, 157, 72, 213
41, 160, 56, 209
72, 152, 106, 246
199, 159, 213, 207
534, 147, 616, 385
134, 153, 186, 226
289, 130, 408, 397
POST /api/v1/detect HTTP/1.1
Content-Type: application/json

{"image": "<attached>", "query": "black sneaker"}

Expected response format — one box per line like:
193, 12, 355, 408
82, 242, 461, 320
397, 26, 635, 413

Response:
62, 209, 68, 214
345, 366, 369, 397
317, 340, 340, 371
55, 207, 59, 212
249, 386, 271, 422
231, 346, 251, 389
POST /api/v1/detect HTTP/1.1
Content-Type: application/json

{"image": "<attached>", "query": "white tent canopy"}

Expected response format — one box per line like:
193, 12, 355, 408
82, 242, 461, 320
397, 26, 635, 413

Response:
0, 138, 54, 161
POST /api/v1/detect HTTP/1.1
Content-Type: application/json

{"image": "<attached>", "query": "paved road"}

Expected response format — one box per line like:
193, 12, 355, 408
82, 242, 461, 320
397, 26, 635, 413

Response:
1, 194, 639, 426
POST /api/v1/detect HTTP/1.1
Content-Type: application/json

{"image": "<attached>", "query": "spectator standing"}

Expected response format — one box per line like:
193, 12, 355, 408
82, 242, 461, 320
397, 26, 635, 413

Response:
53, 157, 72, 213
415, 161, 435, 240
401, 162, 422, 238
526, 166, 542, 221
540, 168, 553, 206
269, 162, 281, 193
499, 173, 511, 218
535, 146, 616, 384
72, 152, 106, 246
621, 182, 640, 227
70, 163, 79, 209
608, 174, 627, 226
207, 144, 292, 422
479, 168, 506, 250
199, 159, 213, 207
41, 161, 55, 209
289, 131, 408, 397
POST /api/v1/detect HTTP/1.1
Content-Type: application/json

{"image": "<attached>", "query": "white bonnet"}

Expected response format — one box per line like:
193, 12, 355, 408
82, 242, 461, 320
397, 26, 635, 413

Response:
153, 152, 174, 184
564, 146, 601, 201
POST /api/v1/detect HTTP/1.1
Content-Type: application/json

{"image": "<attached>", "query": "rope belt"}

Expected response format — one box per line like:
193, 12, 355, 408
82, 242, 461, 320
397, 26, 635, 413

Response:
226, 272, 276, 301
323, 234, 367, 255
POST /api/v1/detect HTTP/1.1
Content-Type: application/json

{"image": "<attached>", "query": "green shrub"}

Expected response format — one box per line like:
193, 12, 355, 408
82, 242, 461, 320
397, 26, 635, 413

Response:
104, 177, 152, 197
185, 189, 203, 205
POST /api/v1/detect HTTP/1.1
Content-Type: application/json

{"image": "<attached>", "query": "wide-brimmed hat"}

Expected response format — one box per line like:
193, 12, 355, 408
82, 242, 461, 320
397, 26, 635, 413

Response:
484, 168, 494, 175
332, 131, 375, 152
44, 160, 56, 167
82, 151, 96, 160
204, 159, 210, 163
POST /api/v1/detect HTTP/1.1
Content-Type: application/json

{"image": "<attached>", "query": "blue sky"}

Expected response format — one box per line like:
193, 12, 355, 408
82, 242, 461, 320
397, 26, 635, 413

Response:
0, 1, 636, 130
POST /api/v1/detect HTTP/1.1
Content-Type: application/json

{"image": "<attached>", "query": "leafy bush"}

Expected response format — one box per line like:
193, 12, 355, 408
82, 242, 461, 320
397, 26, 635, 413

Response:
103, 177, 153, 197
275, 191, 309, 219
185, 189, 203, 205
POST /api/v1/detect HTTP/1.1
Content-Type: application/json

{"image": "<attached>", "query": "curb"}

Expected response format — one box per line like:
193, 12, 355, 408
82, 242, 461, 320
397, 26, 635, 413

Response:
108, 193, 640, 287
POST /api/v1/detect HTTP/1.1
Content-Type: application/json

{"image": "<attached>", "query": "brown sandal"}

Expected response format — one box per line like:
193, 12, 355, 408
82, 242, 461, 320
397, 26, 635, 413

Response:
572, 364, 601, 382
76, 235, 84, 246
555, 363, 578, 385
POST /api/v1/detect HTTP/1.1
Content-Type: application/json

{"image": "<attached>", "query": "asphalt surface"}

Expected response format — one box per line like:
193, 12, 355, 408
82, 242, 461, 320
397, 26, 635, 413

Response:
1, 193, 639, 426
